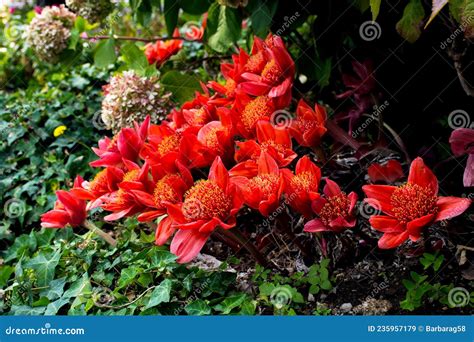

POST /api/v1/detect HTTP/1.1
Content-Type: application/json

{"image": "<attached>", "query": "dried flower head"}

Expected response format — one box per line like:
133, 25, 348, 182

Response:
65, 0, 113, 23
101, 71, 173, 133
26, 5, 76, 62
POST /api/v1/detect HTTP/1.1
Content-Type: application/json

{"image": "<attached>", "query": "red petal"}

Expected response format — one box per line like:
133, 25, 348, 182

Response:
257, 151, 279, 175
362, 185, 397, 215
435, 196, 471, 221
208, 156, 229, 190
406, 214, 434, 239
323, 178, 341, 197
408, 157, 438, 194
170, 230, 211, 263
464, 154, 474, 187
304, 219, 329, 232
155, 217, 175, 245
378, 231, 409, 249
369, 215, 404, 233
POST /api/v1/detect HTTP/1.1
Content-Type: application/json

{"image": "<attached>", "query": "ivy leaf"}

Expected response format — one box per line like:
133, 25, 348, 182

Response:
370, 0, 382, 20
117, 266, 141, 290
94, 38, 117, 68
185, 299, 211, 315
45, 297, 70, 315
121, 43, 149, 74
214, 294, 247, 314
0, 265, 15, 287
24, 249, 61, 287
164, 0, 180, 35
145, 279, 172, 309
425, 0, 449, 27
206, 3, 242, 53
40, 277, 67, 301
161, 71, 202, 104
396, 0, 426, 43
63, 273, 92, 299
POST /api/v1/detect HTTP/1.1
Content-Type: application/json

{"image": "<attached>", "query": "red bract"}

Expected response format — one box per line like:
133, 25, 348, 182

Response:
282, 156, 321, 219
41, 176, 87, 228
90, 116, 150, 168
233, 92, 274, 138
367, 159, 404, 183
101, 163, 152, 221
289, 99, 327, 147
235, 120, 296, 167
362, 157, 472, 249
239, 34, 295, 108
71, 166, 124, 209
304, 178, 357, 233
233, 152, 284, 217
166, 157, 243, 263
145, 28, 183, 67
449, 128, 474, 187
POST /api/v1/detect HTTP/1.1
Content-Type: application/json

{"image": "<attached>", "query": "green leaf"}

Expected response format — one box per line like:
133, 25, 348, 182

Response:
94, 39, 117, 68
206, 4, 242, 53
396, 0, 426, 43
161, 71, 202, 103
45, 297, 70, 315
248, 0, 278, 37
145, 279, 172, 309
117, 266, 141, 290
402, 279, 415, 290
259, 282, 275, 296
11, 305, 46, 315
164, 0, 180, 35
180, 0, 212, 14
24, 249, 61, 287
0, 265, 14, 287
148, 249, 178, 269
40, 277, 67, 301
185, 299, 211, 315
121, 43, 149, 74
320, 279, 332, 291
214, 293, 247, 314
63, 273, 92, 299
370, 0, 382, 20
433, 255, 444, 272
309, 284, 320, 294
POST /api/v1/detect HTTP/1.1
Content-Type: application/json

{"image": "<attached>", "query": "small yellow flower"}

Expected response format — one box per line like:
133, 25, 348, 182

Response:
53, 125, 67, 137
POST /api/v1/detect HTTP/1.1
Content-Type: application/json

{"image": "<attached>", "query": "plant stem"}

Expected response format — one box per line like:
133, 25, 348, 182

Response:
83, 220, 117, 247
81, 35, 196, 43
217, 228, 268, 267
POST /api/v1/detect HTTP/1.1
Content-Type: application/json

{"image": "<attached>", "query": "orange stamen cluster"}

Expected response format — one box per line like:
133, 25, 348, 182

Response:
115, 170, 140, 205
390, 183, 438, 223
204, 126, 225, 152
157, 134, 180, 156
225, 79, 236, 97
319, 193, 350, 225
290, 171, 318, 193
183, 180, 231, 221
89, 169, 108, 194
241, 96, 273, 132
262, 59, 282, 84
153, 174, 181, 207
248, 173, 280, 198
245, 51, 266, 73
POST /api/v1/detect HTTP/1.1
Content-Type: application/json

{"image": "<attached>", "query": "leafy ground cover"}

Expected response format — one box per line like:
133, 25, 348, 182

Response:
1, 0, 473, 316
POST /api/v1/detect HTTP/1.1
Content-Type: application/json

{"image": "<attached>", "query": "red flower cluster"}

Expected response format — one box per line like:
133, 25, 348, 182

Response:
42, 33, 471, 263
145, 28, 183, 67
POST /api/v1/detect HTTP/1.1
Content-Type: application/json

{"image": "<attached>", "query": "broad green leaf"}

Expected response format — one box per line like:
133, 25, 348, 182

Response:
185, 299, 211, 315
94, 38, 117, 68
461, 1, 474, 38
370, 0, 382, 20
0, 265, 14, 287
40, 277, 67, 301
425, 0, 449, 27
145, 279, 172, 309
164, 0, 180, 35
148, 248, 178, 269
121, 43, 149, 74
63, 273, 92, 299
4, 233, 37, 262
214, 293, 247, 314
259, 282, 275, 296
449, 0, 465, 22
10, 305, 46, 315
180, 0, 212, 14
320, 279, 332, 291
117, 266, 141, 290
396, 0, 426, 43
206, 4, 242, 53
248, 0, 278, 37
45, 297, 70, 315
161, 71, 202, 103
24, 249, 61, 287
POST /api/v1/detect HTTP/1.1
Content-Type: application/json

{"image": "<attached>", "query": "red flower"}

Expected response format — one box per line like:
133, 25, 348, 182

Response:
239, 34, 295, 108
41, 176, 87, 228
101, 163, 152, 221
282, 156, 321, 218
145, 28, 183, 67
233, 92, 275, 138
166, 157, 243, 263
289, 99, 327, 147
449, 128, 474, 187
233, 152, 284, 217
90, 116, 150, 168
184, 14, 206, 41
367, 160, 404, 183
304, 178, 357, 233
235, 120, 296, 167
362, 157, 472, 249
